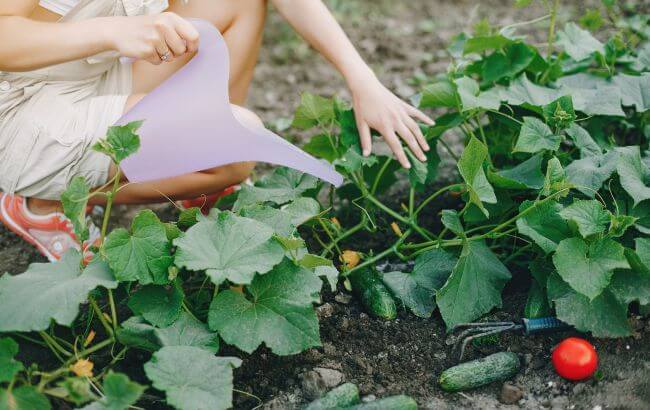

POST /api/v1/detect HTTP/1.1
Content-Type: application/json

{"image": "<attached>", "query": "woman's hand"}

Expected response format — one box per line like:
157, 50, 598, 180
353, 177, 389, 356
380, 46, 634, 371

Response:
350, 77, 435, 169
106, 12, 199, 65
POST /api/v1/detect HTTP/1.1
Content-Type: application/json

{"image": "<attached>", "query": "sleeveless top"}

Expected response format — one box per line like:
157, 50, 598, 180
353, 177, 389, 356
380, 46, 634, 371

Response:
39, 0, 80, 16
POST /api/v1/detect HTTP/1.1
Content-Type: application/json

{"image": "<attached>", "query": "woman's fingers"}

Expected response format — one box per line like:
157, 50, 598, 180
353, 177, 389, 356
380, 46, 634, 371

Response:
383, 129, 411, 168
404, 114, 430, 152
355, 112, 373, 156
160, 24, 187, 58
396, 122, 427, 162
174, 19, 200, 53
405, 104, 435, 126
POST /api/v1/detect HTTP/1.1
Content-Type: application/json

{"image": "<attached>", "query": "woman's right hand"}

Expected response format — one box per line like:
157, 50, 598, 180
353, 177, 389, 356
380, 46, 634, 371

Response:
107, 12, 199, 65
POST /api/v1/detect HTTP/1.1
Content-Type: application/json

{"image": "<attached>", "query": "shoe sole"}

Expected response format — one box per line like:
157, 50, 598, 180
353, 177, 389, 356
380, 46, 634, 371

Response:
0, 195, 58, 262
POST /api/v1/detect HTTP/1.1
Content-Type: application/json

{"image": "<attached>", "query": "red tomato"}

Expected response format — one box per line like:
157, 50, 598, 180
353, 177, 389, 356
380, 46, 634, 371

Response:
551, 337, 598, 381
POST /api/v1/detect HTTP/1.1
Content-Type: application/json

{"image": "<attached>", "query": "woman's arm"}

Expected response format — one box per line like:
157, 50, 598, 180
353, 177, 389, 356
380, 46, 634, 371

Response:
0, 0, 199, 72
271, 0, 434, 168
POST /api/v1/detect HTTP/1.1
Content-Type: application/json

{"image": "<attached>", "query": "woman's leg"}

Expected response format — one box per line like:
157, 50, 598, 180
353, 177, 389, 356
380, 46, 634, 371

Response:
90, 0, 269, 205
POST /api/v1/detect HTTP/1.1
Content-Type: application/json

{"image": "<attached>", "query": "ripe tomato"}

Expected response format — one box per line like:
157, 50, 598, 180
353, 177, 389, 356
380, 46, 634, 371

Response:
551, 337, 598, 381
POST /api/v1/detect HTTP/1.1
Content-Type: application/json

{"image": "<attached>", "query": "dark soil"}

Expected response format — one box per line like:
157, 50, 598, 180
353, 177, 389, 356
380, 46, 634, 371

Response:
3, 0, 650, 409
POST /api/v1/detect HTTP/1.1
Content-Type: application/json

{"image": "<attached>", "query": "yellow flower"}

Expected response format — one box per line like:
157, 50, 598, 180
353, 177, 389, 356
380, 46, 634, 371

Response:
340, 250, 361, 269
390, 222, 403, 237
83, 330, 96, 347
70, 359, 94, 378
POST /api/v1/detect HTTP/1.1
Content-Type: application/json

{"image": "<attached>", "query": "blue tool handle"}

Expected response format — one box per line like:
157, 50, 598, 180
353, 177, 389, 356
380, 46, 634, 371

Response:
522, 317, 571, 334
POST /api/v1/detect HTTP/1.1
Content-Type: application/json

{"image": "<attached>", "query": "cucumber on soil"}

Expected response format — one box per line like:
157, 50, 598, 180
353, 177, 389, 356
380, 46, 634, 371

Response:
348, 267, 397, 320
304, 383, 360, 410
347, 395, 418, 410
439, 351, 521, 392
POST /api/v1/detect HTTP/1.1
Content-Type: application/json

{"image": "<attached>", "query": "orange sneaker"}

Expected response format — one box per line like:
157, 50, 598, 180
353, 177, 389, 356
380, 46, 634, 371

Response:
0, 193, 100, 262
179, 185, 239, 215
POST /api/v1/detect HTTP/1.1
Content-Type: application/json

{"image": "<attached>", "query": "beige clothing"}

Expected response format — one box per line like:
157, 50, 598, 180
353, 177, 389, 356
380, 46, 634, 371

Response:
0, 0, 168, 200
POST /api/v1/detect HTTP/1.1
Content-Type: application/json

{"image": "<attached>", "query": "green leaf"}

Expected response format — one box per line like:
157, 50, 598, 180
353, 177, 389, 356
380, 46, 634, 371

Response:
542, 157, 571, 197
565, 151, 618, 197
516, 200, 571, 254
488, 154, 544, 190
239, 198, 320, 238
299, 254, 339, 291
441, 210, 465, 236
60, 377, 94, 406
564, 123, 601, 158
547, 273, 631, 338
92, 121, 142, 164
0, 251, 117, 332
104, 210, 173, 285
208, 259, 322, 355
420, 81, 458, 108
542, 96, 576, 130
174, 213, 285, 286
118, 313, 220, 353
334, 145, 378, 173
144, 346, 241, 410
454, 77, 501, 112
234, 168, 318, 210
0, 386, 51, 410
382, 249, 456, 318
513, 117, 561, 153
617, 146, 650, 206
61, 176, 90, 243
81, 372, 145, 410
458, 137, 497, 216
406, 148, 441, 190
557, 23, 605, 61
609, 239, 650, 305
127, 282, 184, 328
612, 74, 650, 112
303, 134, 340, 162
482, 42, 535, 83
552, 237, 629, 300
463, 35, 511, 54
559, 200, 612, 238
292, 93, 335, 130
436, 241, 511, 328
608, 214, 637, 238
0, 338, 23, 383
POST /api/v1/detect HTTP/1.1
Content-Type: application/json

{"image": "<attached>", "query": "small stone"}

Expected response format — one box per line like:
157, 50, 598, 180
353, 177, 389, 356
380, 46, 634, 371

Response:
317, 303, 334, 319
359, 313, 369, 320
499, 383, 524, 404
572, 383, 585, 395
314, 367, 344, 388
341, 318, 350, 330
334, 293, 352, 304
523, 353, 533, 367
362, 394, 376, 403
550, 396, 568, 409
300, 370, 327, 400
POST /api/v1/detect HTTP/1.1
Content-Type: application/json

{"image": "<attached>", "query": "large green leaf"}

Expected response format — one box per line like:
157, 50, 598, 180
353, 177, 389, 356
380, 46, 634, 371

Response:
441, 210, 465, 237
234, 168, 318, 210
552, 238, 629, 300
612, 73, 650, 112
0, 252, 117, 332
61, 176, 90, 243
382, 249, 457, 318
292, 93, 335, 130
174, 212, 284, 286
0, 338, 23, 383
458, 137, 497, 216
0, 386, 51, 410
127, 282, 184, 328
81, 372, 145, 410
144, 346, 241, 410
118, 313, 220, 353
557, 23, 605, 61
482, 42, 535, 83
516, 201, 571, 254
609, 239, 650, 305
513, 117, 561, 153
617, 146, 650, 206
564, 123, 601, 158
436, 241, 511, 328
547, 273, 630, 338
454, 77, 501, 111
488, 154, 544, 190
239, 198, 320, 237
463, 35, 511, 54
559, 200, 611, 238
104, 210, 173, 285
419, 81, 458, 108
406, 148, 441, 190
565, 151, 618, 197
208, 259, 322, 355
303, 134, 340, 163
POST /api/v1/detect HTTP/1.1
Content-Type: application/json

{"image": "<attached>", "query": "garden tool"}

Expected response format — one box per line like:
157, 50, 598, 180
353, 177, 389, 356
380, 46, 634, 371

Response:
449, 317, 572, 361
118, 19, 343, 187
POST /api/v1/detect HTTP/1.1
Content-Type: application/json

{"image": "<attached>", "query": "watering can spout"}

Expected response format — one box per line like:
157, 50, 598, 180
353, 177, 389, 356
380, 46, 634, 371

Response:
118, 18, 343, 187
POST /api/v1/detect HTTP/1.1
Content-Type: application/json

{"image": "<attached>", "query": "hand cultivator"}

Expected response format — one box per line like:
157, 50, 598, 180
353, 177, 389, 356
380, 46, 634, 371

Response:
449, 317, 572, 361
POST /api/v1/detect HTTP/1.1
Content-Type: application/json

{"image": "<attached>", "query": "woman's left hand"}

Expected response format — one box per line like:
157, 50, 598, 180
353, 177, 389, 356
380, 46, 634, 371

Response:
350, 78, 435, 169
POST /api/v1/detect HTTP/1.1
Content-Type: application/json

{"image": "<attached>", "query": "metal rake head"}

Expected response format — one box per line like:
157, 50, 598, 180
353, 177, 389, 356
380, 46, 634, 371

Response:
448, 321, 524, 362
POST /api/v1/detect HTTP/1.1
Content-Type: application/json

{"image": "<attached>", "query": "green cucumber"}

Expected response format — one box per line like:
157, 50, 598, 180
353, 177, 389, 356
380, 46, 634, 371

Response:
349, 268, 397, 320
347, 395, 417, 410
304, 383, 360, 410
439, 352, 521, 392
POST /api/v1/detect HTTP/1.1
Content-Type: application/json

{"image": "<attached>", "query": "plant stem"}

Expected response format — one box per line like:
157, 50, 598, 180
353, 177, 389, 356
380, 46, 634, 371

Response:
39, 332, 72, 358
89, 297, 114, 337
371, 158, 393, 195
100, 168, 122, 244
108, 290, 118, 331
321, 215, 367, 256
343, 230, 412, 276
546, 0, 560, 58
414, 184, 464, 216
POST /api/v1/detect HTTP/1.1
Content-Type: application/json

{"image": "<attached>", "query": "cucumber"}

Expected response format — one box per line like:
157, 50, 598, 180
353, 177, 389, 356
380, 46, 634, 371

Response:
304, 383, 360, 410
439, 352, 521, 392
347, 395, 417, 410
349, 268, 397, 320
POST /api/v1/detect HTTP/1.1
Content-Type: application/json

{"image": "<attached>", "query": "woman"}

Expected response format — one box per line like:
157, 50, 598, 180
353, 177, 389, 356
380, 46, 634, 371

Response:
0, 0, 433, 261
